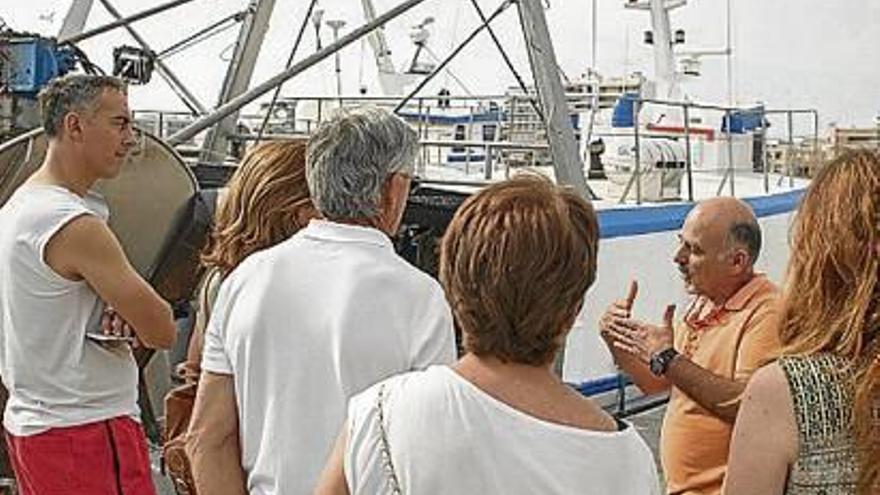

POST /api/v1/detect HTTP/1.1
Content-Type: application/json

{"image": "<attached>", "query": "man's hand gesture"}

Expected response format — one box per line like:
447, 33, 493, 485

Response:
599, 280, 638, 345
605, 304, 676, 365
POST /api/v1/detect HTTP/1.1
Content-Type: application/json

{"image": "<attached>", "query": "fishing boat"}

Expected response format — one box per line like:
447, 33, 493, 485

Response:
0, 0, 869, 491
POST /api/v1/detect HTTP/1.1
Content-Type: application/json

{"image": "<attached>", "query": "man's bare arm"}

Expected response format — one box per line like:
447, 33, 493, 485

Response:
45, 214, 175, 348
664, 356, 745, 423
187, 371, 247, 495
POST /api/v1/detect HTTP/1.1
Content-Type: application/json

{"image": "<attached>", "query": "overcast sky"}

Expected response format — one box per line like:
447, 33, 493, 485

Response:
5, 0, 879, 135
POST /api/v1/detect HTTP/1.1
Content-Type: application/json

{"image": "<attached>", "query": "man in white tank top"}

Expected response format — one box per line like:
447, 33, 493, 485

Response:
0, 75, 177, 494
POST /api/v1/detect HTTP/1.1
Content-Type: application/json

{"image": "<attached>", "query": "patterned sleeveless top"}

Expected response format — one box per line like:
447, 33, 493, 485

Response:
778, 354, 859, 494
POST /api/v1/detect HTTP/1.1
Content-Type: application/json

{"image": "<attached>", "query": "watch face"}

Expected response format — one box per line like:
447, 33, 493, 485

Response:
649, 355, 663, 376
650, 348, 677, 376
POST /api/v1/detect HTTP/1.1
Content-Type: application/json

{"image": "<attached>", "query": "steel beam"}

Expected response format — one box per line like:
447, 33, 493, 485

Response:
168, 0, 430, 146
59, 0, 199, 45
58, 0, 95, 40
201, 0, 277, 161
516, 0, 592, 200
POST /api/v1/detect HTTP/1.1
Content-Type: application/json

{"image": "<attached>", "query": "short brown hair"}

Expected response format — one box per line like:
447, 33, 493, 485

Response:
439, 174, 599, 366
38, 74, 127, 137
202, 139, 317, 275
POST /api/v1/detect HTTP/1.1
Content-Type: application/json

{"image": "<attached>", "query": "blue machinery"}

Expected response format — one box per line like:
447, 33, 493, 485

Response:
0, 36, 77, 95
0, 33, 79, 138
0, 31, 156, 138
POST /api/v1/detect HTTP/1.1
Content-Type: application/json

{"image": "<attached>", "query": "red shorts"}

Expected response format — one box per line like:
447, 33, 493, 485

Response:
5, 416, 156, 495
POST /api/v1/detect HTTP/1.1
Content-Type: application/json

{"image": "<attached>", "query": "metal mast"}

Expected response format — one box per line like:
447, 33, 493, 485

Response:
624, 0, 687, 102
516, 0, 591, 200
200, 0, 277, 163
58, 0, 95, 40
169, 0, 431, 146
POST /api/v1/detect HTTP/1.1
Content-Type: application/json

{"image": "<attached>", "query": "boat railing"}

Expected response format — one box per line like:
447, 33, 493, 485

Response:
134, 92, 509, 141
417, 138, 549, 182
133, 95, 819, 206
763, 108, 824, 181
590, 97, 819, 204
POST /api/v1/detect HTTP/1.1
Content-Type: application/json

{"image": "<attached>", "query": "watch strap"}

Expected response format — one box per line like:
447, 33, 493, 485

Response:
651, 347, 679, 376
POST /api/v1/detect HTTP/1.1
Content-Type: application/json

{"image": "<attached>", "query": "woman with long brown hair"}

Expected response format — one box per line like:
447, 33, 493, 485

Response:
724, 150, 880, 495
181, 138, 317, 378
163, 139, 317, 493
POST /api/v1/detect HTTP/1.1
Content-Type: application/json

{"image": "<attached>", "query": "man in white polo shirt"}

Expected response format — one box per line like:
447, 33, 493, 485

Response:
187, 106, 456, 495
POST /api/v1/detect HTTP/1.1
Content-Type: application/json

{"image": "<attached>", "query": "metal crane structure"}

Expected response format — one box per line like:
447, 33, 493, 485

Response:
2, 0, 593, 215
200, 0, 277, 163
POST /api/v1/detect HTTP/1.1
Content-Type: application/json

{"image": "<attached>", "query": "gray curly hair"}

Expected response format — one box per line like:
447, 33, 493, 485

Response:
306, 106, 418, 219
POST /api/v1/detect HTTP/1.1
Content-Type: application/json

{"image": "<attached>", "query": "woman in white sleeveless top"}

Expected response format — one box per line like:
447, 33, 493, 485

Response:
315, 175, 659, 495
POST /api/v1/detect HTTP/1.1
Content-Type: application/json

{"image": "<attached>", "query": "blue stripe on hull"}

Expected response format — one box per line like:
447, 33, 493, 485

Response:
598, 189, 804, 239
573, 374, 629, 397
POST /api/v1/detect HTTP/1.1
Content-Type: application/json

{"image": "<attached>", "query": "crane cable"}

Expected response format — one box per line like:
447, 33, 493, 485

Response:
255, 0, 320, 142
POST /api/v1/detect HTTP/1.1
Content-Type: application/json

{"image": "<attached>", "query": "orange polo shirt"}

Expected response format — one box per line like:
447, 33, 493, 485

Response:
660, 274, 781, 495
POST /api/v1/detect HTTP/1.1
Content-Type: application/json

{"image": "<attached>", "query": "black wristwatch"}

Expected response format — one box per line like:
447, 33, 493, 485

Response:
649, 348, 679, 376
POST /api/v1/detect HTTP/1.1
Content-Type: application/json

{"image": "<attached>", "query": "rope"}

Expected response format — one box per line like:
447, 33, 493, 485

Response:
467, 0, 541, 119
156, 10, 245, 60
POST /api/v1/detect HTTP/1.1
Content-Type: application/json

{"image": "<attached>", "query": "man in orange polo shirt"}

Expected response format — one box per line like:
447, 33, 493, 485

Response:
600, 196, 781, 495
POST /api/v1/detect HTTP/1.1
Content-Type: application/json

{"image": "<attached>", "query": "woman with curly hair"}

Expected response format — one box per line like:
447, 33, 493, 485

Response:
724, 150, 880, 495
163, 139, 316, 493
180, 139, 317, 380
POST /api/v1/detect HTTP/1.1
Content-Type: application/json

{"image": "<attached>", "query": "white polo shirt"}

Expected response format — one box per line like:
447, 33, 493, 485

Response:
202, 219, 456, 495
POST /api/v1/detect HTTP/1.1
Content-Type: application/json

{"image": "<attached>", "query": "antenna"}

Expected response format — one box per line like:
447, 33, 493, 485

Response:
326, 19, 347, 96
591, 0, 597, 69
725, 0, 733, 105
312, 8, 325, 50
